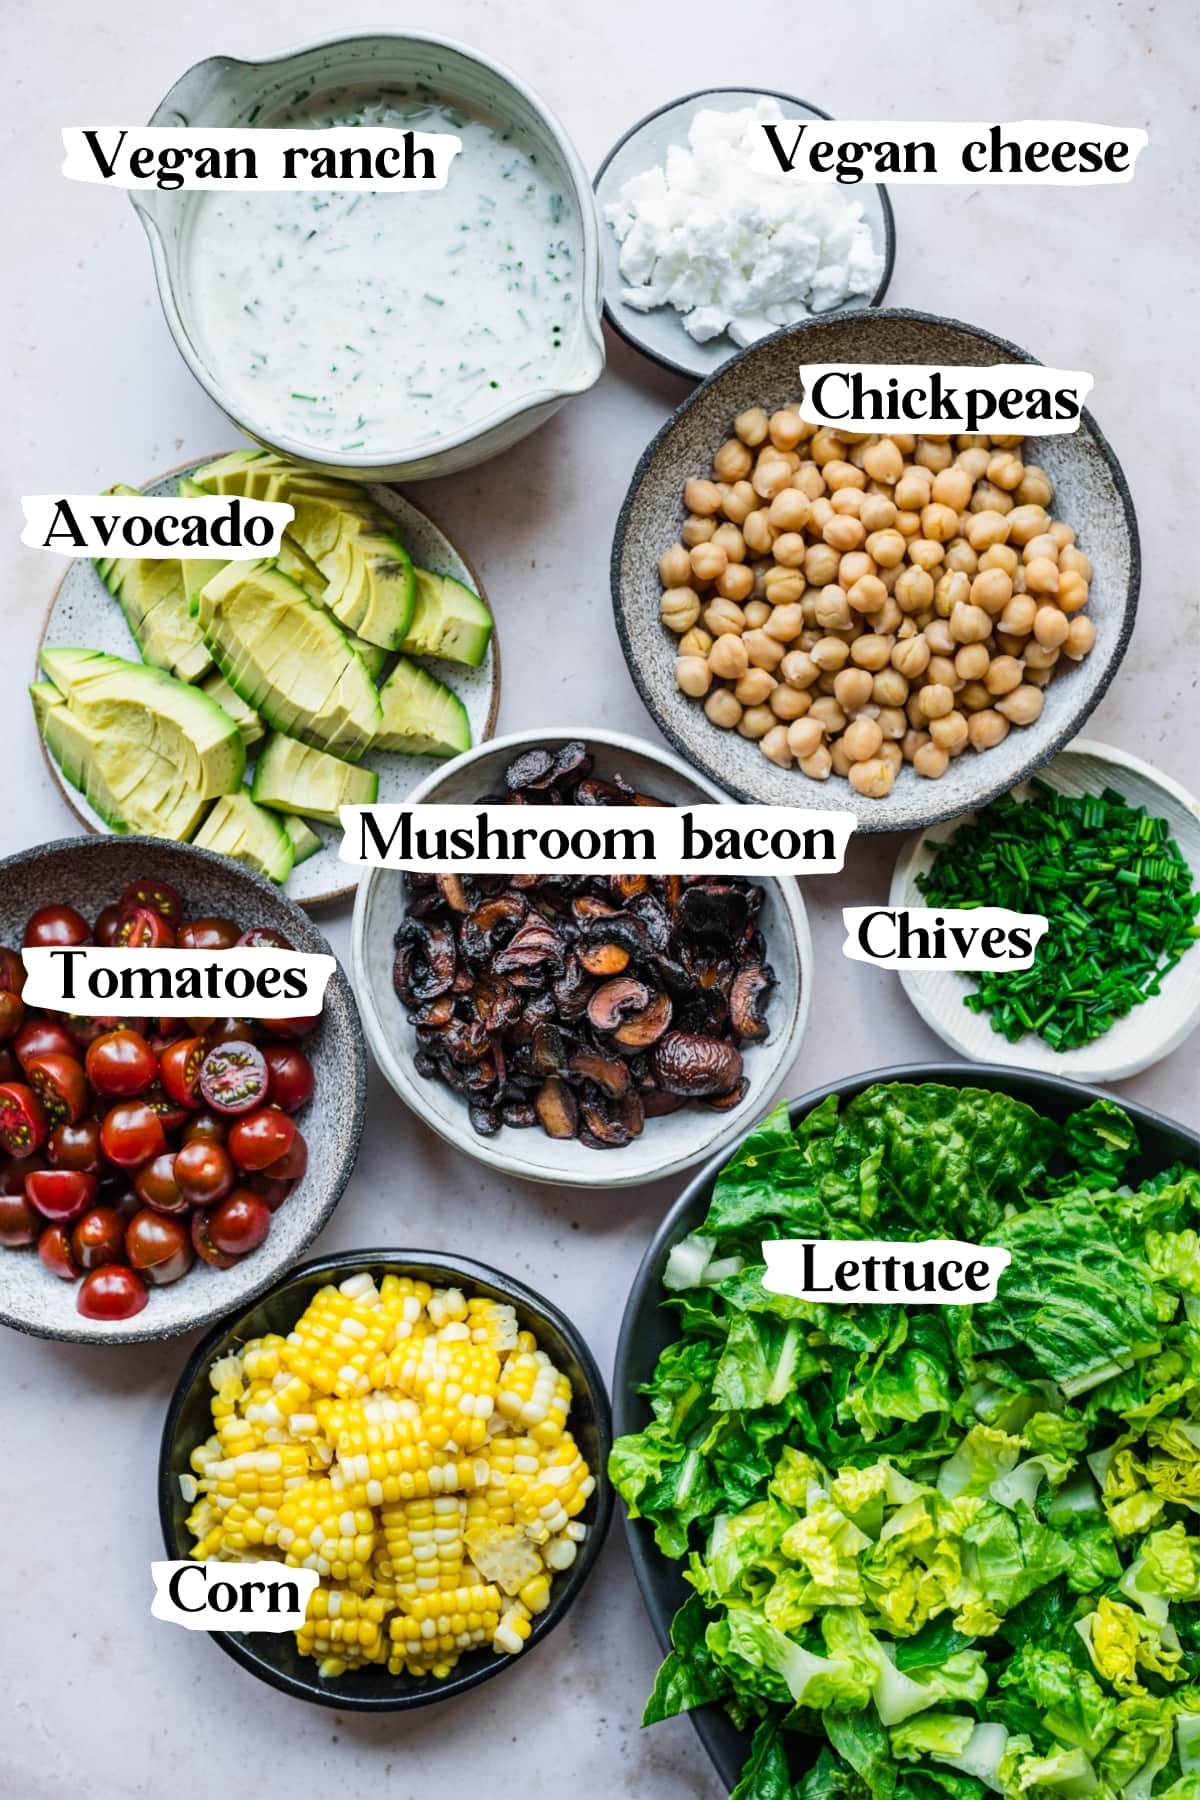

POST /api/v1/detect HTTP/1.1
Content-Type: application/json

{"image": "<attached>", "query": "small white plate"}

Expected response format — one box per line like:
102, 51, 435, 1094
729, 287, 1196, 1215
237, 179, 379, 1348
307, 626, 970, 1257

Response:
37, 456, 500, 908
594, 87, 895, 381
890, 738, 1200, 1082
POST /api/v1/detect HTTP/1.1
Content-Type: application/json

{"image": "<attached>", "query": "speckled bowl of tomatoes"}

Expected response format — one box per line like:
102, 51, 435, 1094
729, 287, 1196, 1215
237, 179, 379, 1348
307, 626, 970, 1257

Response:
0, 837, 367, 1344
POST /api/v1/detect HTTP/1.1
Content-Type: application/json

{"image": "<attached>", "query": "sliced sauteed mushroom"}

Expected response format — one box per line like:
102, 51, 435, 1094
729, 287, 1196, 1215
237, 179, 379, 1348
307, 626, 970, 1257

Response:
391, 743, 782, 1148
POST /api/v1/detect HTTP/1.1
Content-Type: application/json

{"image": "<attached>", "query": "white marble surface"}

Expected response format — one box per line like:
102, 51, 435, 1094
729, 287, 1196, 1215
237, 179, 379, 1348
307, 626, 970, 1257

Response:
1, 4, 1196, 1796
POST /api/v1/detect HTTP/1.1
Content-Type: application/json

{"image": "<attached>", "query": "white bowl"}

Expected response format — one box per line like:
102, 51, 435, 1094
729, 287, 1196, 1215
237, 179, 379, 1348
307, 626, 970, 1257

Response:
352, 729, 813, 1188
891, 737, 1200, 1082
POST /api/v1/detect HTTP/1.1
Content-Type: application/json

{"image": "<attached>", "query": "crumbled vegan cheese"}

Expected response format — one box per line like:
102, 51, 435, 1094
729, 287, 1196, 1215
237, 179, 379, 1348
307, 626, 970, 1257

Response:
604, 99, 885, 347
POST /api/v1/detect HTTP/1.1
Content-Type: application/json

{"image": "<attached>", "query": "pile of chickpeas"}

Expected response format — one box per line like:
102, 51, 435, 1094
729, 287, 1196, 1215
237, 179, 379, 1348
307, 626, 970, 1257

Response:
659, 410, 1096, 799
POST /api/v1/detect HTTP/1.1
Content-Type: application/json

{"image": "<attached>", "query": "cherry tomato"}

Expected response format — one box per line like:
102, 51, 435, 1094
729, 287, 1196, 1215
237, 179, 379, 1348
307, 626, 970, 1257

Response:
191, 1207, 237, 1269
199, 1042, 268, 1115
228, 1107, 296, 1173
204, 1017, 259, 1052
85, 1029, 157, 1098
181, 1110, 227, 1148
94, 904, 123, 946
120, 877, 185, 923
116, 905, 175, 949
38, 1223, 80, 1281
261, 1129, 307, 1183
23, 905, 91, 949
47, 1118, 102, 1173
0, 992, 25, 1044
0, 1049, 18, 1084
174, 1139, 234, 1207
143, 1087, 189, 1135
237, 927, 293, 949
99, 1101, 165, 1170
14, 1018, 78, 1071
0, 948, 26, 997
64, 1012, 150, 1050
26, 1166, 98, 1222
208, 1188, 271, 1257
134, 1152, 188, 1215
249, 1176, 293, 1213
0, 1162, 43, 1247
71, 1205, 126, 1270
268, 1013, 321, 1040
25, 1053, 87, 1127
176, 917, 240, 950
77, 1264, 148, 1320
126, 1209, 192, 1285
261, 1043, 314, 1114
159, 1036, 206, 1110
0, 1082, 47, 1157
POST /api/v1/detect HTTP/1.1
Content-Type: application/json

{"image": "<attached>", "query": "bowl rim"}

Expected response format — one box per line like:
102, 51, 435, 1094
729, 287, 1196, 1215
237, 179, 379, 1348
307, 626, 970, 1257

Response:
158, 1244, 615, 1710
0, 833, 367, 1345
593, 85, 896, 381
889, 735, 1200, 1081
609, 306, 1142, 832
350, 725, 815, 1189
135, 29, 605, 473
612, 1057, 1200, 1790
33, 453, 502, 911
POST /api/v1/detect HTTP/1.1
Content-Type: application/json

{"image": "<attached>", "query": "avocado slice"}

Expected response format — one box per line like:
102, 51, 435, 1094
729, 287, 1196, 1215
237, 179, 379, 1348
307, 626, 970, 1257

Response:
375, 656, 472, 757
323, 526, 415, 649
91, 484, 213, 682
196, 562, 381, 761
201, 670, 264, 748
398, 569, 492, 667
252, 732, 379, 825
191, 450, 289, 499
29, 680, 64, 734
43, 703, 210, 841
193, 792, 294, 884
282, 814, 323, 865
39, 647, 244, 799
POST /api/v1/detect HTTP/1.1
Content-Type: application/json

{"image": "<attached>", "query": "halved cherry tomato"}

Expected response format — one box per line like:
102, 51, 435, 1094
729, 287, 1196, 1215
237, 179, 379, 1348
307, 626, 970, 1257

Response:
143, 1086, 189, 1135
208, 1188, 270, 1257
0, 992, 24, 1044
199, 1042, 268, 1115
228, 1107, 296, 1172
25, 1053, 87, 1127
120, 877, 185, 923
0, 949, 26, 997
115, 905, 175, 950
260, 1130, 307, 1183
14, 1018, 78, 1071
159, 1036, 206, 1110
47, 1118, 102, 1173
26, 1167, 98, 1223
190, 1207, 237, 1269
99, 1101, 165, 1169
174, 1139, 234, 1207
237, 927, 293, 949
177, 917, 240, 950
77, 1264, 148, 1319
94, 905, 123, 946
0, 1162, 43, 1247
0, 1083, 47, 1157
134, 1152, 188, 1215
71, 1205, 126, 1270
126, 1209, 192, 1285
261, 1044, 314, 1113
86, 1029, 158, 1098
248, 1176, 293, 1212
23, 905, 91, 949
38, 1223, 80, 1280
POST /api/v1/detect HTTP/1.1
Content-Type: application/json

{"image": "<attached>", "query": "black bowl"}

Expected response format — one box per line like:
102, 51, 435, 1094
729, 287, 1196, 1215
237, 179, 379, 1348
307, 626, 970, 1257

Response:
160, 1248, 613, 1709
613, 1061, 1200, 1792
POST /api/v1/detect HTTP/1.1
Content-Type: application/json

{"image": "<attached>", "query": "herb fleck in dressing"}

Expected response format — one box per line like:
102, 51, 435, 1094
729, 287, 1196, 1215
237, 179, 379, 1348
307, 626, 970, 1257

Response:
184, 87, 581, 453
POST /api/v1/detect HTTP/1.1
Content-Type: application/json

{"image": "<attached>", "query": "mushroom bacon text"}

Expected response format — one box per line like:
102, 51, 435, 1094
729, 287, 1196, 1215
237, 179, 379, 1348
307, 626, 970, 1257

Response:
392, 743, 777, 1147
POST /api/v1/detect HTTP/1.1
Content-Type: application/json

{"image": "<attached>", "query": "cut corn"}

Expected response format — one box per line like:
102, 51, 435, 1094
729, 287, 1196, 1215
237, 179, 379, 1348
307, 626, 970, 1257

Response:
184, 1273, 593, 1685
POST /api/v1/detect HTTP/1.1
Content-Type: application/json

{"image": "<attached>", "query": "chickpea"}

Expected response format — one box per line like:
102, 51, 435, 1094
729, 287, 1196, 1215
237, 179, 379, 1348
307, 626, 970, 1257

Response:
970, 481, 1014, 515
659, 543, 691, 587
1024, 556, 1060, 596
892, 636, 931, 679
753, 454, 794, 499
711, 522, 746, 563
772, 531, 808, 569
929, 710, 969, 753
1004, 504, 1049, 547
928, 654, 962, 690
804, 543, 841, 587
895, 469, 933, 511
995, 684, 1044, 725
954, 642, 991, 682
733, 667, 777, 706
849, 756, 896, 798
1016, 466, 1053, 507
763, 568, 805, 608
767, 408, 805, 451
703, 597, 745, 637
1049, 521, 1076, 550
1023, 532, 1058, 564
814, 586, 853, 631
908, 538, 946, 573
787, 717, 825, 759
985, 655, 1023, 697
944, 540, 979, 576
877, 705, 908, 740
949, 601, 992, 646
834, 667, 875, 712
765, 488, 809, 533
924, 618, 956, 656
918, 683, 955, 721
762, 602, 804, 643
880, 739, 904, 776
875, 596, 904, 635
932, 466, 974, 511
1032, 605, 1069, 649
850, 634, 893, 672
713, 437, 753, 482
1060, 545, 1092, 582
823, 460, 866, 493
809, 496, 834, 532
845, 574, 886, 615
780, 649, 821, 689
860, 494, 898, 533
708, 634, 749, 681
809, 695, 848, 733
743, 599, 771, 630
863, 529, 905, 571
792, 462, 826, 500
823, 514, 866, 552
721, 480, 757, 525
684, 478, 722, 517
809, 427, 845, 466
690, 541, 728, 585
678, 626, 712, 658
799, 746, 833, 781
921, 502, 960, 544
867, 667, 906, 709
716, 561, 755, 602
660, 586, 701, 633
862, 438, 905, 484
986, 451, 1024, 492
1064, 615, 1097, 661
810, 635, 851, 673
830, 737, 854, 779
902, 728, 931, 762
741, 509, 773, 557
1022, 641, 1060, 672
998, 596, 1037, 637
738, 704, 775, 740
895, 566, 935, 613
759, 724, 793, 768
842, 717, 884, 763
682, 513, 717, 547
895, 509, 922, 538
734, 407, 769, 447
968, 709, 1010, 751
704, 688, 742, 729
970, 567, 1013, 615
959, 680, 992, 712
934, 570, 971, 617
1057, 570, 1090, 613
915, 438, 954, 473
913, 741, 950, 779
965, 510, 1011, 551
743, 628, 786, 670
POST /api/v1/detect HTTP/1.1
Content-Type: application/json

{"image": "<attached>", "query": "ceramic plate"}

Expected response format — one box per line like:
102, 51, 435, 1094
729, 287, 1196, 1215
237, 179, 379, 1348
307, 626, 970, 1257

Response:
594, 87, 895, 381
891, 739, 1200, 1081
37, 457, 500, 907
612, 310, 1140, 832
0, 835, 366, 1344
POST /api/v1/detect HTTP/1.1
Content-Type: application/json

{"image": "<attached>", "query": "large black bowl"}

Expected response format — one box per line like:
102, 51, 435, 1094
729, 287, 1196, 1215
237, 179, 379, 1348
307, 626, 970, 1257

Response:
613, 1061, 1200, 1792
161, 1248, 613, 1709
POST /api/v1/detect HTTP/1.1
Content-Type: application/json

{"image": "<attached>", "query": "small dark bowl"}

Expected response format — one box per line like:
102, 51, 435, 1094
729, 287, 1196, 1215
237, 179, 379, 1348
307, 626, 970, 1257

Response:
160, 1248, 614, 1709
613, 1061, 1200, 1792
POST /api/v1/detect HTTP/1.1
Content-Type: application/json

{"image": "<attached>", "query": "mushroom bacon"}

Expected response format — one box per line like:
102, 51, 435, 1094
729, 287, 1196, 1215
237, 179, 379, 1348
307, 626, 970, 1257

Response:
391, 744, 781, 1148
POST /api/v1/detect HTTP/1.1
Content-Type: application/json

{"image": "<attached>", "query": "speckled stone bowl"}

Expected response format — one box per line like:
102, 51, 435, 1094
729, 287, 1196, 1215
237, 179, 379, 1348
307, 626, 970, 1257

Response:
0, 836, 367, 1344
612, 309, 1140, 833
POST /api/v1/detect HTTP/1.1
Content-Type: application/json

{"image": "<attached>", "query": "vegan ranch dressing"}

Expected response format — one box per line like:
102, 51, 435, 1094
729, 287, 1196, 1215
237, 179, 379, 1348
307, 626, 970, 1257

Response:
183, 87, 581, 453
